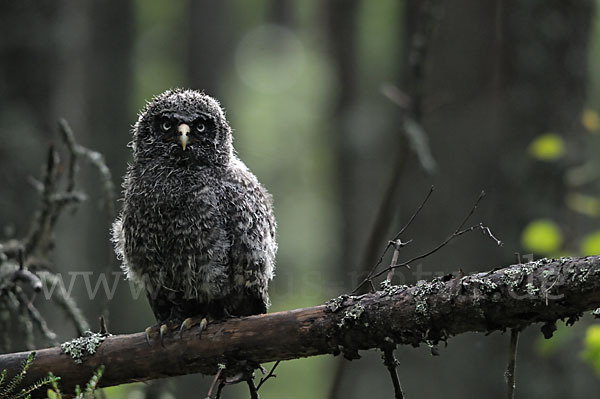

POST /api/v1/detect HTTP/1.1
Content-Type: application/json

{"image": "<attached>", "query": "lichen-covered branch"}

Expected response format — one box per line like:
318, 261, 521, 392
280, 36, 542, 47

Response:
2, 255, 600, 396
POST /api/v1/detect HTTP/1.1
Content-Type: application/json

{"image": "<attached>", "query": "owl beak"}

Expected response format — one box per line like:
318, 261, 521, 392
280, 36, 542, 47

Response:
178, 123, 190, 150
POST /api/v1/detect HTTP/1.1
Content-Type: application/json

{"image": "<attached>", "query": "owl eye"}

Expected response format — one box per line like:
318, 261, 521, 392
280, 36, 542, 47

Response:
161, 121, 172, 131
195, 123, 206, 133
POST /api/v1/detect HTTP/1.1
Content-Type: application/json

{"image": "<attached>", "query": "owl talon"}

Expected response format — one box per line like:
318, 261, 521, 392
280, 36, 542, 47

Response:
199, 317, 208, 337
159, 323, 168, 347
144, 327, 153, 346
179, 317, 193, 339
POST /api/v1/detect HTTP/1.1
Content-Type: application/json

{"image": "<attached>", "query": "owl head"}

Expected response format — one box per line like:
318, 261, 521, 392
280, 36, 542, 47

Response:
132, 89, 233, 166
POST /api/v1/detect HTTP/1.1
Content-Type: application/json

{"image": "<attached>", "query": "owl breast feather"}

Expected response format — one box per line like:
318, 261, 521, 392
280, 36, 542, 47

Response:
121, 166, 235, 301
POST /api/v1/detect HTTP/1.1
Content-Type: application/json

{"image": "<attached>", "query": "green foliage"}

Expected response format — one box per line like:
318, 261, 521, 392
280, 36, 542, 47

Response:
45, 366, 104, 399
0, 351, 104, 399
521, 219, 563, 255
566, 193, 600, 217
581, 325, 600, 376
535, 323, 574, 356
0, 352, 59, 399
79, 365, 104, 399
581, 231, 600, 255
45, 373, 61, 399
528, 133, 565, 161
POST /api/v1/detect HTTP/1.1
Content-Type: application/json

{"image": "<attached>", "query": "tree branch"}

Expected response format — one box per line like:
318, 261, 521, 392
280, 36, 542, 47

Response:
2, 255, 600, 395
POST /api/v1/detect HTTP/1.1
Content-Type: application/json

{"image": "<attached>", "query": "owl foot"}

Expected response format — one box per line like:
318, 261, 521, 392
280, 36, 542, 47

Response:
177, 316, 208, 339
143, 323, 169, 347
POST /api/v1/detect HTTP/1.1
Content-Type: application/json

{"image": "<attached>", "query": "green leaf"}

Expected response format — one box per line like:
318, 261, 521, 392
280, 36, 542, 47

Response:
566, 193, 600, 217
535, 322, 573, 356
528, 133, 565, 161
581, 325, 600, 376
521, 219, 563, 254
581, 231, 600, 255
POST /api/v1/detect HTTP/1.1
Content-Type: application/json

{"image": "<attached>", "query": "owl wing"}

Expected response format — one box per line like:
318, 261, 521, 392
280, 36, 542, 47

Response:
223, 159, 277, 316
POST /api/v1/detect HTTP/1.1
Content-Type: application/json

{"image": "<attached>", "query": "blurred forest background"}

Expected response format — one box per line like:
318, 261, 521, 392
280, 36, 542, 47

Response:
2, 0, 600, 398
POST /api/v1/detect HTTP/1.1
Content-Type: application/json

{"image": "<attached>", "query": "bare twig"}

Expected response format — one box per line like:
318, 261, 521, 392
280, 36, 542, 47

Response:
456, 223, 502, 246
58, 118, 116, 224
247, 377, 259, 399
16, 288, 58, 346
402, 115, 437, 173
0, 121, 108, 353
369, 191, 501, 282
59, 119, 116, 319
11, 249, 42, 292
386, 240, 409, 283
37, 272, 90, 335
353, 186, 434, 293
256, 361, 281, 391
506, 329, 520, 399
215, 379, 225, 399
381, 84, 412, 110
382, 348, 404, 399
357, 154, 408, 293
17, 298, 35, 351
24, 147, 59, 256
99, 316, 109, 335
206, 367, 224, 399
11, 268, 42, 292
50, 192, 87, 208
58, 118, 79, 193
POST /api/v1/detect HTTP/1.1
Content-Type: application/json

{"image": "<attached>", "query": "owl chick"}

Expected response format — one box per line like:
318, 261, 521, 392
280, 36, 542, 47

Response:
112, 89, 277, 341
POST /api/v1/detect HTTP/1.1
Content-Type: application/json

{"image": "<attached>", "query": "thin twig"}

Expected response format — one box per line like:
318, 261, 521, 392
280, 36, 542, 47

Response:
369, 191, 500, 281
50, 192, 87, 208
393, 186, 435, 241
11, 268, 43, 292
247, 377, 259, 399
37, 272, 90, 334
99, 316, 109, 335
24, 147, 59, 256
382, 348, 404, 399
11, 248, 42, 292
16, 288, 58, 346
59, 118, 116, 226
256, 361, 281, 391
357, 153, 408, 294
386, 240, 409, 283
17, 300, 35, 351
215, 379, 225, 399
353, 186, 434, 293
206, 368, 223, 399
58, 118, 79, 194
59, 119, 117, 319
506, 329, 520, 399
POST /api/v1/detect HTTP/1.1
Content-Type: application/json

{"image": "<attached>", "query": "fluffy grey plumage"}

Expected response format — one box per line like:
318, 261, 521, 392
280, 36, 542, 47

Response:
112, 89, 277, 324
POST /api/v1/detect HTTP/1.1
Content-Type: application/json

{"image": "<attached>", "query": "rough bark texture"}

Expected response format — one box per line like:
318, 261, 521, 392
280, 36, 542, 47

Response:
2, 255, 600, 395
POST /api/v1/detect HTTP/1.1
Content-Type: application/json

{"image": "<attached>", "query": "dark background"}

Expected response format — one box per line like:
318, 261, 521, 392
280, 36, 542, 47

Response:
2, 0, 600, 397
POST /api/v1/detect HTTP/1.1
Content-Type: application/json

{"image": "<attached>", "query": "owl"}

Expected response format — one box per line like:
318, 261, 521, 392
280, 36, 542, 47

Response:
112, 89, 277, 341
